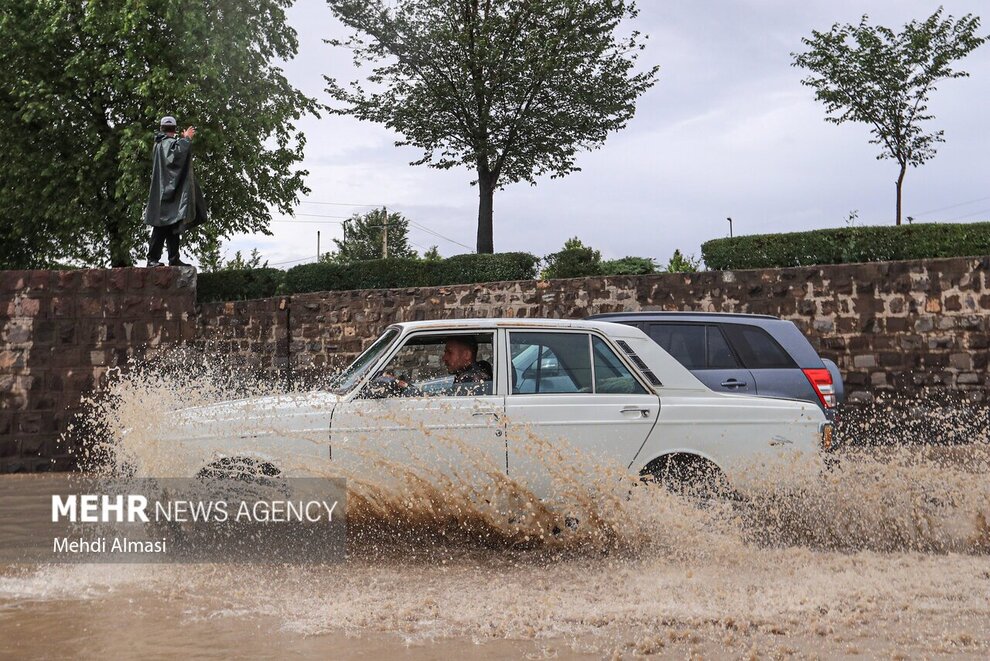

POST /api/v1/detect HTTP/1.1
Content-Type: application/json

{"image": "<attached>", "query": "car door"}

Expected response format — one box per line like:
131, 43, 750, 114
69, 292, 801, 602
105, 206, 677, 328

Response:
719, 323, 806, 401
328, 329, 507, 485
503, 330, 659, 497
645, 322, 756, 395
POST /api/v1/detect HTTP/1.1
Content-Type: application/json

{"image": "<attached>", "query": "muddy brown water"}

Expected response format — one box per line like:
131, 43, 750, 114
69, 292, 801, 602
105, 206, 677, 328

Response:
2, 355, 989, 658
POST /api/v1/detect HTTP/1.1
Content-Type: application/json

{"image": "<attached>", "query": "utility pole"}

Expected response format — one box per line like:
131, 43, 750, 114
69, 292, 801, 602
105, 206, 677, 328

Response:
727, 217, 733, 238
317, 231, 321, 261
381, 206, 389, 259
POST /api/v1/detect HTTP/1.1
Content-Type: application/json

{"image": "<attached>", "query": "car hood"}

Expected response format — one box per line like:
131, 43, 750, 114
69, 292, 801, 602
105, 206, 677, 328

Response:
176, 391, 340, 426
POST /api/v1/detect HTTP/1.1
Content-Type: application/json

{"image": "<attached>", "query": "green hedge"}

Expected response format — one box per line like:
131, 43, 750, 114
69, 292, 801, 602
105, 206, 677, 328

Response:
283, 258, 437, 294
196, 268, 285, 302
282, 252, 539, 295
701, 222, 990, 270
437, 252, 539, 284
601, 256, 656, 275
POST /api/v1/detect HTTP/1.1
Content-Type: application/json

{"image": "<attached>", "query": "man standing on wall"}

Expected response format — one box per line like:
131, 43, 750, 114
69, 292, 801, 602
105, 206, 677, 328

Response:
144, 115, 208, 267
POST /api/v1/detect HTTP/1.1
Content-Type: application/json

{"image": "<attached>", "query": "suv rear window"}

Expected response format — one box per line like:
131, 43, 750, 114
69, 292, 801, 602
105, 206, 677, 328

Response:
721, 324, 796, 369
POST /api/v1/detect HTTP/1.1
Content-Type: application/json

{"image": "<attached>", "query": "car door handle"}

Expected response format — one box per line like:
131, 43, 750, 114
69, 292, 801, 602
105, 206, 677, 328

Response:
720, 380, 748, 388
472, 410, 500, 419
620, 407, 651, 418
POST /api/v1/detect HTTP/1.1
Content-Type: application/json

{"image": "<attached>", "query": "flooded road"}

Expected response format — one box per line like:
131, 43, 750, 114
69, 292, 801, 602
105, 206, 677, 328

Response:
3, 445, 989, 659
1, 356, 988, 658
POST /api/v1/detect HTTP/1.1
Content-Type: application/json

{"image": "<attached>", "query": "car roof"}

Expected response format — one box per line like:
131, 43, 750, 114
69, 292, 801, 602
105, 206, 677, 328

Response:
389, 318, 641, 334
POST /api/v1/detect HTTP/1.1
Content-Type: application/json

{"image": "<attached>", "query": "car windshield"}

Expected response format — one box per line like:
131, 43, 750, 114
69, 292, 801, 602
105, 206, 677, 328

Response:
329, 328, 400, 395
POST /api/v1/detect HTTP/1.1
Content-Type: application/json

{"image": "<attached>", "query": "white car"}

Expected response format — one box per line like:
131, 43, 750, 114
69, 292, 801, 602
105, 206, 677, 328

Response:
154, 319, 832, 495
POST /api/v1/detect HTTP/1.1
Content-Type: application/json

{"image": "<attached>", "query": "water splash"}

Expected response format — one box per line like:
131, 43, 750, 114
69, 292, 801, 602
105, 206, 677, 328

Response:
6, 349, 985, 656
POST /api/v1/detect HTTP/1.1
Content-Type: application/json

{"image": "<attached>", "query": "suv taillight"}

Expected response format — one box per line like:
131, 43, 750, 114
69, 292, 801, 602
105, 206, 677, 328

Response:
803, 368, 836, 408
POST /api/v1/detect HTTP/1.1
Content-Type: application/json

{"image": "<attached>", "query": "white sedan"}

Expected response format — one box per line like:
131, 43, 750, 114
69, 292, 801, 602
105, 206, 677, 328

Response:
155, 319, 831, 495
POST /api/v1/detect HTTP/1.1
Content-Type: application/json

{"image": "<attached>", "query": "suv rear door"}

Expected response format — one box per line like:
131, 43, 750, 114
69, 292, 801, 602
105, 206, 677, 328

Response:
718, 323, 816, 404
644, 323, 756, 395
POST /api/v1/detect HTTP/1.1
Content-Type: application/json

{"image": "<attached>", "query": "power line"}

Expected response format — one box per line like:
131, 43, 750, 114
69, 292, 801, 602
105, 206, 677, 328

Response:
944, 207, 990, 223
272, 220, 345, 224
267, 255, 318, 267
910, 195, 990, 218
409, 220, 473, 251
296, 212, 352, 219
298, 200, 383, 208
276, 208, 474, 252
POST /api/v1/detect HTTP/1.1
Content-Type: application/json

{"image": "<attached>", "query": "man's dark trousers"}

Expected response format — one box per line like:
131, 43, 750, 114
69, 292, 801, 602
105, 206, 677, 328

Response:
147, 224, 181, 264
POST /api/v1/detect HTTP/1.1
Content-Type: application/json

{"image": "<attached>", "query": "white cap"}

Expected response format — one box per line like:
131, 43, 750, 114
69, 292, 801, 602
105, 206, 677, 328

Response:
160, 116, 177, 128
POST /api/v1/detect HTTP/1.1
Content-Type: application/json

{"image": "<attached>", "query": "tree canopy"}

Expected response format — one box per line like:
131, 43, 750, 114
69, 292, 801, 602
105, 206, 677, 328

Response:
322, 207, 418, 262
0, 0, 318, 268
325, 0, 658, 253
792, 9, 986, 225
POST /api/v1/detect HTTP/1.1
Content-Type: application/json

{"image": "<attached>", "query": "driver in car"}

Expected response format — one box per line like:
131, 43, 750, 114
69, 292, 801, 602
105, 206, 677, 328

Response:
442, 336, 492, 394
373, 336, 492, 397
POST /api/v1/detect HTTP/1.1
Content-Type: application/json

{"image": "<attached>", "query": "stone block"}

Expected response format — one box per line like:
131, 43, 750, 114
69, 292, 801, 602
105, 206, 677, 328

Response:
949, 353, 973, 371
957, 373, 981, 385
81, 269, 105, 290
884, 317, 909, 333
50, 296, 76, 318
53, 270, 82, 291
812, 318, 834, 333
936, 316, 956, 330
852, 354, 877, 369
17, 412, 57, 435
27, 271, 52, 290
0, 271, 27, 292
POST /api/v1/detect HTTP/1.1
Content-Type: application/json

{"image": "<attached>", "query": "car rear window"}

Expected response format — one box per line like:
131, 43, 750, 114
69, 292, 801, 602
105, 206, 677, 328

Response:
647, 323, 741, 370
721, 324, 796, 369
648, 324, 704, 369
510, 331, 593, 394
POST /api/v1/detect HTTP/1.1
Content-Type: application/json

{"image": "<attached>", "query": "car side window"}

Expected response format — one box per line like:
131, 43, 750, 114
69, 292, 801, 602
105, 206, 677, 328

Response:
647, 324, 705, 369
510, 332, 593, 394
361, 332, 495, 398
592, 337, 647, 394
706, 326, 740, 369
722, 324, 796, 369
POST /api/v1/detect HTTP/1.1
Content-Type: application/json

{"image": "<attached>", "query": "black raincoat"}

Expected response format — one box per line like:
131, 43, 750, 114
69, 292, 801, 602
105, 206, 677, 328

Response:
144, 133, 208, 231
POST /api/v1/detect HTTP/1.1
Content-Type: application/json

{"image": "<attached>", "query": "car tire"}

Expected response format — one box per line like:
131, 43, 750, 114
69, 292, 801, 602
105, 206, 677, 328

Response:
640, 454, 732, 501
197, 456, 281, 481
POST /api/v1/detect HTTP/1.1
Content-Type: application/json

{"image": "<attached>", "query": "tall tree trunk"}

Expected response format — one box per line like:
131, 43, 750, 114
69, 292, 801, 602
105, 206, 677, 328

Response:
107, 215, 133, 267
895, 163, 907, 226
476, 171, 495, 254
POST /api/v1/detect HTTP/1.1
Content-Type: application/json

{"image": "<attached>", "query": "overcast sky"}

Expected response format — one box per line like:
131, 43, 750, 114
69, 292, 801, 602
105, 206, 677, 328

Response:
223, 0, 990, 269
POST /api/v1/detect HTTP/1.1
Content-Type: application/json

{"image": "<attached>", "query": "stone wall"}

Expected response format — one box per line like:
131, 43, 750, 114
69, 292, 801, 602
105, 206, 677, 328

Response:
2, 255, 988, 471
198, 256, 990, 401
0, 268, 197, 471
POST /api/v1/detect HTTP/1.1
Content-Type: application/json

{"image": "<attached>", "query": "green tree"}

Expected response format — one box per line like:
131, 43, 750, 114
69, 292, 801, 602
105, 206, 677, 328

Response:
0, 0, 318, 268
792, 9, 986, 225
421, 245, 443, 262
541, 236, 602, 279
322, 207, 418, 262
325, 0, 658, 253
664, 249, 701, 273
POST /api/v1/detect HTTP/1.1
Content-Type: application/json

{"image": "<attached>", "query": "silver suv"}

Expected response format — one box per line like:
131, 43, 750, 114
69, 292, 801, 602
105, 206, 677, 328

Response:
588, 312, 844, 418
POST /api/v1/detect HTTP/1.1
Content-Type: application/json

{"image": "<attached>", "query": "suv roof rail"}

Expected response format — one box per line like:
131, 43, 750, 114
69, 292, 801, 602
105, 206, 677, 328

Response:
589, 311, 781, 321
